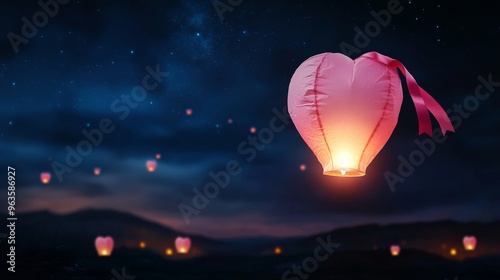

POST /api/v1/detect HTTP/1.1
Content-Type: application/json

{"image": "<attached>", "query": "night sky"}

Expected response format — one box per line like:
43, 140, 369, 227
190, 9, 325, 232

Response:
1, 0, 499, 238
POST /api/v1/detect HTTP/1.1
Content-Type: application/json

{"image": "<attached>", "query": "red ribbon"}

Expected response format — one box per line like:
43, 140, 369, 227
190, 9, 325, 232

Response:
361, 52, 455, 136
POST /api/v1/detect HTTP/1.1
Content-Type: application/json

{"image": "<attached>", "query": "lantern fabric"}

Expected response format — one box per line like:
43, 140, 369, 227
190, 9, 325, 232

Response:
94, 167, 101, 176
95, 236, 114, 256
175, 237, 191, 254
288, 52, 454, 176
40, 172, 51, 184
146, 160, 157, 172
463, 236, 477, 251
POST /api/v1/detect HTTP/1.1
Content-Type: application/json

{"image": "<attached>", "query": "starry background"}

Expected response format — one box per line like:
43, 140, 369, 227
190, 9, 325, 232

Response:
0, 0, 499, 238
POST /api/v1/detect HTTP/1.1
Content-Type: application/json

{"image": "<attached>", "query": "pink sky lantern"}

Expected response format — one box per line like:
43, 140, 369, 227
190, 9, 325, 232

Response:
94, 167, 101, 176
250, 127, 257, 134
227, 118, 233, 124
95, 236, 114, 256
146, 160, 157, 172
463, 236, 477, 251
390, 245, 400, 256
299, 164, 306, 171
40, 172, 51, 184
288, 52, 454, 177
175, 237, 191, 254
156, 153, 161, 160
186, 108, 193, 116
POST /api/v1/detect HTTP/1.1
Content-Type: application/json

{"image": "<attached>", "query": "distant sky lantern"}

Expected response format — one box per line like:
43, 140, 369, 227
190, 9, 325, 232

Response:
390, 245, 400, 256
227, 118, 233, 124
463, 236, 477, 251
94, 167, 101, 176
250, 127, 257, 134
288, 52, 454, 177
175, 237, 191, 254
299, 164, 306, 171
165, 248, 173, 256
186, 108, 193, 116
450, 248, 457, 256
146, 160, 157, 172
274, 246, 282, 255
95, 236, 114, 257
40, 172, 51, 184
139, 241, 146, 249
156, 153, 161, 160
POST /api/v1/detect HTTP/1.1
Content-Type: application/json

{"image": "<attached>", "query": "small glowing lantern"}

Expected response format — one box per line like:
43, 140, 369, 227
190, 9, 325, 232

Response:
146, 160, 157, 172
299, 164, 306, 171
94, 167, 101, 176
450, 248, 457, 256
175, 237, 191, 254
274, 246, 282, 255
288, 52, 454, 176
250, 127, 256, 134
390, 245, 400, 256
40, 172, 51, 184
165, 248, 173, 256
156, 153, 161, 160
186, 108, 193, 116
463, 236, 477, 251
95, 236, 114, 256
139, 241, 146, 249
227, 118, 233, 124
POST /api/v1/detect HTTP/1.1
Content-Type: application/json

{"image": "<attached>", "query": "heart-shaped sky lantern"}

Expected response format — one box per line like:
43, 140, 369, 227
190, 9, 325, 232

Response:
288, 52, 454, 177
463, 236, 477, 251
175, 236, 191, 254
95, 236, 114, 256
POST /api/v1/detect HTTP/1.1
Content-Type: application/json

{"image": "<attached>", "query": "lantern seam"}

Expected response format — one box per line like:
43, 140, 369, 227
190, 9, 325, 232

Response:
358, 64, 393, 171
313, 54, 334, 171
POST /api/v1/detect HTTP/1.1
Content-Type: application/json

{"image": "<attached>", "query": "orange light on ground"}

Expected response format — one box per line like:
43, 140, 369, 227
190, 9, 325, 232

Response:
94, 167, 101, 176
299, 164, 306, 171
165, 248, 173, 256
250, 127, 256, 133
390, 245, 400, 256
274, 246, 282, 255
40, 172, 51, 184
186, 108, 193, 116
139, 241, 146, 249
450, 248, 457, 256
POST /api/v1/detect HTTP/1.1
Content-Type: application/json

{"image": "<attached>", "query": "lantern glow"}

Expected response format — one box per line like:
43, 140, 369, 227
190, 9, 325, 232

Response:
40, 172, 51, 184
274, 246, 282, 255
175, 237, 191, 254
94, 167, 101, 176
186, 108, 192, 115
288, 52, 454, 177
299, 164, 306, 171
390, 245, 400, 256
250, 127, 256, 134
463, 236, 477, 251
95, 236, 114, 257
450, 248, 457, 256
146, 160, 157, 172
156, 153, 161, 159
139, 241, 146, 249
165, 248, 173, 256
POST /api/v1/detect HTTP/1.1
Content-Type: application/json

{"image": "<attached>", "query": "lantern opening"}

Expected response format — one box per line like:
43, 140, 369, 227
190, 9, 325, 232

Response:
324, 168, 365, 177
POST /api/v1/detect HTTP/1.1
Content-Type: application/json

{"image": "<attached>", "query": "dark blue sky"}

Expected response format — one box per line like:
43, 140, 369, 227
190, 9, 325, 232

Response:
0, 0, 499, 238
